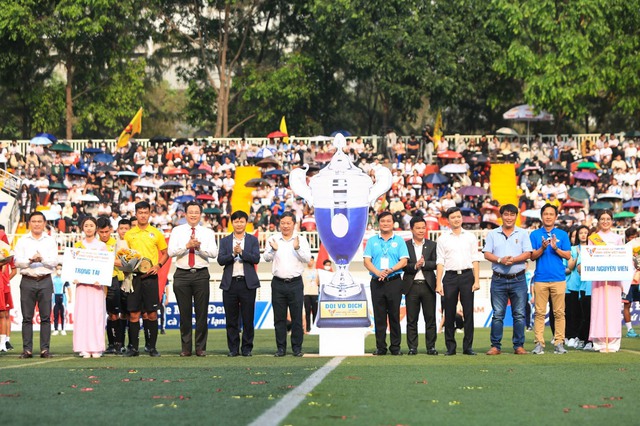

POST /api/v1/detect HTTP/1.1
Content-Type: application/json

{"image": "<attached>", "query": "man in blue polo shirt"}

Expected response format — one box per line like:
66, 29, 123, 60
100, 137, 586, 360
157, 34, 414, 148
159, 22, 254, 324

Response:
363, 211, 409, 355
483, 204, 532, 355
529, 204, 571, 355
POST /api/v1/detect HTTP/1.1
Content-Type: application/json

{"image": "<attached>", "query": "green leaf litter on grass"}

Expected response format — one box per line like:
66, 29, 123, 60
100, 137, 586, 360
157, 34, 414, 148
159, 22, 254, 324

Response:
448, 401, 461, 406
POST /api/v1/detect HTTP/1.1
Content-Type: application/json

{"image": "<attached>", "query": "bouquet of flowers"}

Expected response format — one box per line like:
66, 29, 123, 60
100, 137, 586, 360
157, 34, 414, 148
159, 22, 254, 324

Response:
117, 248, 153, 292
632, 246, 640, 284
0, 245, 13, 266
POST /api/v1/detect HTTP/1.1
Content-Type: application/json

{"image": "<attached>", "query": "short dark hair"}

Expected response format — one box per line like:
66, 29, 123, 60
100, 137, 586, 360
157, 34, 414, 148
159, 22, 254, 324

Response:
184, 201, 202, 213
625, 226, 638, 240
377, 211, 393, 221
409, 216, 426, 228
135, 201, 151, 211
96, 216, 111, 229
118, 218, 132, 227
499, 204, 519, 215
280, 211, 296, 223
28, 211, 46, 222
230, 210, 249, 221
540, 203, 558, 215
445, 207, 461, 218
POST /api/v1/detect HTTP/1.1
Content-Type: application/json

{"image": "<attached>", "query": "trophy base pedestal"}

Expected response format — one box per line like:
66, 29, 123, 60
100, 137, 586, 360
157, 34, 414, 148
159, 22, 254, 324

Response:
315, 286, 370, 329
319, 328, 368, 356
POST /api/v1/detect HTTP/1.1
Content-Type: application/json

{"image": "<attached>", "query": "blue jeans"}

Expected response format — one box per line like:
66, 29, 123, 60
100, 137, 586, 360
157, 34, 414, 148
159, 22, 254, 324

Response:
490, 275, 527, 350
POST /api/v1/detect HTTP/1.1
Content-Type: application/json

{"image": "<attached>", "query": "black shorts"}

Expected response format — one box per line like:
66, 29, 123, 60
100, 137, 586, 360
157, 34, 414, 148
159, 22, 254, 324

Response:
127, 274, 159, 313
106, 276, 122, 314
625, 284, 640, 302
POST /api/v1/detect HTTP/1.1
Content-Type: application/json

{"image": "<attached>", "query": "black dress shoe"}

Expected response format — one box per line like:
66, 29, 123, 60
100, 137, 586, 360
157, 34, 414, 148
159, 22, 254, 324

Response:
5, 341, 14, 350
444, 351, 456, 356
293, 351, 303, 357
242, 352, 252, 357
104, 345, 117, 355
149, 348, 161, 357
463, 350, 477, 355
160, 329, 166, 335
372, 349, 387, 356
227, 351, 239, 357
274, 350, 286, 357
180, 351, 192, 357
40, 350, 52, 358
427, 348, 439, 356
407, 349, 418, 355
196, 350, 206, 357
124, 348, 139, 357
390, 351, 403, 356
19, 351, 33, 359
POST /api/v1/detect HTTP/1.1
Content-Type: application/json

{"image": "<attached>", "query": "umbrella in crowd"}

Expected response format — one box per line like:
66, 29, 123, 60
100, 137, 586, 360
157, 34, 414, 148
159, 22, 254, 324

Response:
462, 216, 480, 224
83, 147, 103, 155
192, 179, 217, 187
496, 127, 518, 136
623, 199, 640, 209
614, 211, 635, 219
576, 161, 599, 170
49, 182, 68, 190
136, 181, 156, 189
457, 186, 487, 197
165, 168, 190, 176
204, 207, 222, 214
196, 194, 216, 201
159, 181, 183, 189
175, 195, 195, 204
589, 201, 613, 211
267, 130, 288, 139
95, 164, 118, 172
423, 173, 449, 185
150, 135, 173, 144
437, 150, 462, 159
79, 193, 100, 203
35, 132, 58, 142
256, 148, 275, 159
519, 165, 541, 174
568, 187, 590, 201
624, 130, 640, 138
49, 143, 73, 152
468, 153, 489, 163
558, 215, 578, 222
481, 221, 500, 229
117, 170, 139, 178
93, 153, 114, 164
190, 169, 209, 176
597, 193, 623, 201
330, 130, 352, 137
42, 210, 61, 221
544, 164, 569, 174
521, 209, 541, 220
256, 158, 280, 168
309, 135, 332, 142
30, 136, 53, 146
460, 207, 480, 216
245, 178, 271, 188
440, 164, 468, 174
68, 169, 87, 177
573, 171, 598, 181
502, 104, 554, 142
561, 201, 584, 209
264, 169, 288, 176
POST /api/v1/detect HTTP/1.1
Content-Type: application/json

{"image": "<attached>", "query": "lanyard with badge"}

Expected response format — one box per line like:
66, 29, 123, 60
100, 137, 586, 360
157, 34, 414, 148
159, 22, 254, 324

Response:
380, 239, 391, 270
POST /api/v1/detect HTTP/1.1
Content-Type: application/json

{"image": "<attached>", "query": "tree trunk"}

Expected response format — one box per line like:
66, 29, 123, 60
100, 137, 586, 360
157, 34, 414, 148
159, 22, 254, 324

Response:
65, 63, 74, 140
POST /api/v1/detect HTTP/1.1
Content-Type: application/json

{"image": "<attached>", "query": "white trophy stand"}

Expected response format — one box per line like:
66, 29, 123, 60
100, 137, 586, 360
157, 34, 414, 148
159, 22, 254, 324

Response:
318, 328, 369, 356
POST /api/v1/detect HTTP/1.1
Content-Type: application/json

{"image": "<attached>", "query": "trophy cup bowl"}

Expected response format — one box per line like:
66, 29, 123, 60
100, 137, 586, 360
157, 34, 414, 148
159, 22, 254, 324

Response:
290, 134, 391, 327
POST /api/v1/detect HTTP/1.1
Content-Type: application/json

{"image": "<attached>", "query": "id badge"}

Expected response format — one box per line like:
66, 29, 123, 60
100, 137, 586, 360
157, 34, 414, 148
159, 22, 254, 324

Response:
380, 257, 390, 270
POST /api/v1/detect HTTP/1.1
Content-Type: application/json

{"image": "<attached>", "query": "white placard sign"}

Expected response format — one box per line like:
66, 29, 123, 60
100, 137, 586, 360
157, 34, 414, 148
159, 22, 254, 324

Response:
580, 245, 632, 281
61, 247, 115, 286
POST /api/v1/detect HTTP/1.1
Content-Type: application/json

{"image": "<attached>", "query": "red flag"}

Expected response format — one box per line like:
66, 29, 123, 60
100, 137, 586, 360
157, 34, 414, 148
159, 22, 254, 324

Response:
316, 243, 330, 269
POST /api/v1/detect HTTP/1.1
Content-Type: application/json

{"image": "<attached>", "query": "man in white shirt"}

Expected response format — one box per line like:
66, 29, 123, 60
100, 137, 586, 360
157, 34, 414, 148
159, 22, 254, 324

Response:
167, 201, 218, 357
14, 212, 58, 358
264, 212, 311, 357
436, 207, 482, 356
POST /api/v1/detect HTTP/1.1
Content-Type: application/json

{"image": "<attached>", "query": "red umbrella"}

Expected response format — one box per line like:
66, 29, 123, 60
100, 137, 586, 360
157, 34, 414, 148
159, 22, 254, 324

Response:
562, 201, 584, 209
457, 185, 487, 196
437, 150, 462, 159
165, 168, 190, 175
267, 130, 288, 139
196, 194, 216, 201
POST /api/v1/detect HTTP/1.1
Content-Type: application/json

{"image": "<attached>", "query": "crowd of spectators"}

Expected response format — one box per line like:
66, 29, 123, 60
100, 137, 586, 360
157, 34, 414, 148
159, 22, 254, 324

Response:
5, 130, 640, 236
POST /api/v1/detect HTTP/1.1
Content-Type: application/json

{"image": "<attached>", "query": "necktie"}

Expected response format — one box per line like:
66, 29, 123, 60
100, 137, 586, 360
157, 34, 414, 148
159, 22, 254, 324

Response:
188, 227, 195, 267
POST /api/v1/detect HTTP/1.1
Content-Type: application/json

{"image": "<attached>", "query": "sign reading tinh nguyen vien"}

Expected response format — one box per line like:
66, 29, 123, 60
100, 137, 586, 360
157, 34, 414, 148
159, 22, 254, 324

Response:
580, 245, 632, 281
61, 248, 116, 286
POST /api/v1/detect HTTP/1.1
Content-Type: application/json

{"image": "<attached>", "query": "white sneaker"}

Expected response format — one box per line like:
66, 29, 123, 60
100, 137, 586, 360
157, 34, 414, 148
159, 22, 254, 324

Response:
554, 343, 568, 354
91, 352, 102, 358
52, 330, 59, 336
80, 352, 90, 359
566, 338, 576, 348
575, 340, 585, 350
0, 346, 6, 352
583, 342, 595, 351
60, 330, 67, 336
531, 343, 544, 355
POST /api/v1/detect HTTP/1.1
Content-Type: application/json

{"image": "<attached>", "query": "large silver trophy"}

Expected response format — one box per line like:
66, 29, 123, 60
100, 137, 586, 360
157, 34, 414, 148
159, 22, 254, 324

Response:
290, 134, 392, 327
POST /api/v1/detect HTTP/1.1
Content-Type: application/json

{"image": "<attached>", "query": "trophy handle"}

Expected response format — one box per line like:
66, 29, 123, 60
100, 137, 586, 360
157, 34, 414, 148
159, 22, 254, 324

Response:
289, 165, 314, 204
368, 166, 392, 206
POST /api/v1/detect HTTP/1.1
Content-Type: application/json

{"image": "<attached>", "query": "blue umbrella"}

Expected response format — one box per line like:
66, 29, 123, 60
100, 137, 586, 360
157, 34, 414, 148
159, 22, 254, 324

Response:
35, 132, 58, 142
83, 147, 103, 154
93, 153, 114, 164
330, 130, 352, 137
175, 195, 195, 203
423, 173, 449, 184
116, 170, 139, 178
263, 169, 288, 176
30, 136, 53, 145
67, 169, 87, 177
460, 207, 480, 216
256, 147, 274, 158
623, 199, 640, 209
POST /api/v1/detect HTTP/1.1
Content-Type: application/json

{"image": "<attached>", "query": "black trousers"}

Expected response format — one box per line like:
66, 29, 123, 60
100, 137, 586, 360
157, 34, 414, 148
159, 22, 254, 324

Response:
271, 277, 304, 353
20, 276, 53, 353
173, 268, 210, 353
565, 290, 581, 339
303, 295, 318, 332
405, 281, 437, 351
222, 277, 257, 354
370, 277, 403, 353
578, 292, 592, 342
53, 294, 65, 330
443, 270, 474, 353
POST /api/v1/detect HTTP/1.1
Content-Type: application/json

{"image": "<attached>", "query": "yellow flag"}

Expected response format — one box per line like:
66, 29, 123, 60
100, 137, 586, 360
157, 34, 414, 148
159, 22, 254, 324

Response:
279, 116, 289, 143
433, 110, 442, 151
117, 107, 143, 148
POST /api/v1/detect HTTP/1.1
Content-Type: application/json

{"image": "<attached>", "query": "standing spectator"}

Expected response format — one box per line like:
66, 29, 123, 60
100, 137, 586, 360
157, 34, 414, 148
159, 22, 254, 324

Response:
217, 210, 261, 357
167, 201, 218, 357
483, 204, 532, 355
14, 212, 58, 358
363, 211, 409, 355
51, 265, 71, 336
302, 256, 319, 333
264, 211, 311, 357
402, 216, 438, 355
529, 204, 572, 355
436, 207, 482, 356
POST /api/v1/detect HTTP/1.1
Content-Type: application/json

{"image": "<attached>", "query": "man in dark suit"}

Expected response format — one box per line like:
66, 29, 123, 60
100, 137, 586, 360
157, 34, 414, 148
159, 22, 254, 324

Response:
218, 210, 261, 357
403, 216, 438, 355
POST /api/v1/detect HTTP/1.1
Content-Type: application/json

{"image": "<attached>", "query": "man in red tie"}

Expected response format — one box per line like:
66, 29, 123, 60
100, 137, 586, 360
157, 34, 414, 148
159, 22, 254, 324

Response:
167, 202, 218, 357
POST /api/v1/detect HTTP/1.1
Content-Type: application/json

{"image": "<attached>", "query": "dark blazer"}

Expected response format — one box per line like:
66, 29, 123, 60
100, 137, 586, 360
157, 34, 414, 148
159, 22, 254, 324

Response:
402, 238, 437, 294
217, 233, 261, 290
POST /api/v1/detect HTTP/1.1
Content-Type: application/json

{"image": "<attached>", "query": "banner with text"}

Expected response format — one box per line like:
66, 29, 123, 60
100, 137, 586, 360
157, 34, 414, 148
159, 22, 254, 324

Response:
580, 245, 632, 281
61, 247, 115, 286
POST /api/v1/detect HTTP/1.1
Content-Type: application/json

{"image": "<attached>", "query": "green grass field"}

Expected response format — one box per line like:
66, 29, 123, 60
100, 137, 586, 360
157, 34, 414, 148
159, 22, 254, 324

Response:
2, 329, 639, 425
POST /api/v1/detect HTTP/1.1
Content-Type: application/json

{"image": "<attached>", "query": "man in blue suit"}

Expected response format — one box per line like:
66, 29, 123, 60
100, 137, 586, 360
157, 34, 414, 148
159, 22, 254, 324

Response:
218, 210, 261, 357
